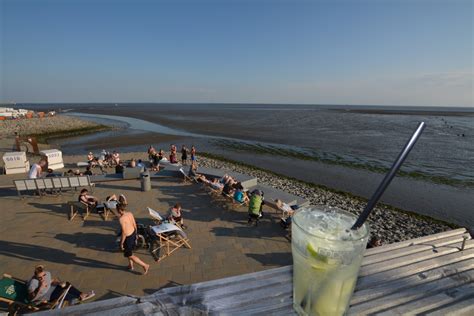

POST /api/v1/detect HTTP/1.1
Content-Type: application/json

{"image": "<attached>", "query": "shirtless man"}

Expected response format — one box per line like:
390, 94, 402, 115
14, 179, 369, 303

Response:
117, 204, 149, 274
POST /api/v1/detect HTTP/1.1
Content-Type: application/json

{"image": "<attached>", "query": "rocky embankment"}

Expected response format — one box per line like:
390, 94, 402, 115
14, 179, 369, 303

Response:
0, 115, 102, 137
197, 156, 453, 245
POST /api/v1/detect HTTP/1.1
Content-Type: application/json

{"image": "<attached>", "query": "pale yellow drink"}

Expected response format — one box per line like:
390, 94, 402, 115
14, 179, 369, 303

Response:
292, 207, 369, 316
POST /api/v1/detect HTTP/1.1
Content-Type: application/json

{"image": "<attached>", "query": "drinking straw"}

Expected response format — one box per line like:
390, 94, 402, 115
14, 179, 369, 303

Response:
351, 122, 426, 230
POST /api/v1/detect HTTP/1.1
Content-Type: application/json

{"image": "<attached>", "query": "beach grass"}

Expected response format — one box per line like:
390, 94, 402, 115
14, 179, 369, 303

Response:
32, 125, 112, 144
200, 151, 459, 229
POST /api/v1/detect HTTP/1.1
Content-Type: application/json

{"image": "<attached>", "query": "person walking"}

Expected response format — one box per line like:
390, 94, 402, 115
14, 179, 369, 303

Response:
117, 204, 150, 274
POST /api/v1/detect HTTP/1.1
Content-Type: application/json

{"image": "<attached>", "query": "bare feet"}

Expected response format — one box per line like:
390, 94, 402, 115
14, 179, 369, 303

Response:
143, 264, 150, 275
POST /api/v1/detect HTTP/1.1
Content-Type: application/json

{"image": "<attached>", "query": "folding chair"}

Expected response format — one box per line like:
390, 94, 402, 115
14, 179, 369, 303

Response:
149, 223, 191, 262
0, 274, 70, 315
67, 201, 92, 221
179, 168, 197, 183
147, 207, 166, 225
103, 201, 119, 220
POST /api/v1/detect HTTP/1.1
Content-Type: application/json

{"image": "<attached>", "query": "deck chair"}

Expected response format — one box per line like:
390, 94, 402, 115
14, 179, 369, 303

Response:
67, 200, 92, 221
103, 200, 119, 220
179, 168, 198, 183
149, 223, 191, 262
0, 274, 70, 315
147, 207, 166, 225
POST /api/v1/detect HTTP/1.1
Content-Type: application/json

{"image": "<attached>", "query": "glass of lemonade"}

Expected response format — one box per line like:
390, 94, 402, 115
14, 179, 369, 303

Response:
292, 206, 369, 316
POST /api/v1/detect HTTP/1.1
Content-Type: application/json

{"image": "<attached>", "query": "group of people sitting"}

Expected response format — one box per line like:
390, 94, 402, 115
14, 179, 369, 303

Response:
87, 150, 120, 170
77, 189, 187, 273
147, 146, 165, 171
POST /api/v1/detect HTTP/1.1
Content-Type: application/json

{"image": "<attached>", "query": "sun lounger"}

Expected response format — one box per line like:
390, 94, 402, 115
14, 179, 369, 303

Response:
0, 273, 71, 314
149, 223, 191, 263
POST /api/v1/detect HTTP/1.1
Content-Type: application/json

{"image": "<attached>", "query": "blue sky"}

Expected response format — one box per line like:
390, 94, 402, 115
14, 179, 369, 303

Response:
1, 0, 472, 106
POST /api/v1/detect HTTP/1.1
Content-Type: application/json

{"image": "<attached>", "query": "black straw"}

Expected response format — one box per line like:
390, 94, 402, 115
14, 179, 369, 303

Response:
352, 122, 426, 230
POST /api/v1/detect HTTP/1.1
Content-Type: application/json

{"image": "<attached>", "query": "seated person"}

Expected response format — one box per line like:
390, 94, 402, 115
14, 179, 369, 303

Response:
248, 191, 264, 223
137, 159, 145, 169
28, 159, 47, 179
169, 152, 178, 164
276, 199, 294, 228
209, 178, 224, 191
233, 183, 249, 204
28, 265, 95, 306
219, 174, 230, 184
112, 151, 120, 165
45, 168, 57, 178
84, 166, 93, 176
105, 194, 128, 209
222, 179, 236, 196
167, 203, 186, 229
87, 152, 95, 164
78, 188, 98, 207
367, 236, 383, 248
275, 199, 294, 216
187, 162, 207, 182
128, 158, 137, 168
115, 161, 124, 174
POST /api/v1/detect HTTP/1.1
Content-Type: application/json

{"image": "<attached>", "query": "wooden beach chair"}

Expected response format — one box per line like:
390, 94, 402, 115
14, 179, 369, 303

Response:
179, 168, 198, 184
67, 200, 92, 221
0, 274, 71, 314
147, 207, 166, 225
149, 223, 191, 263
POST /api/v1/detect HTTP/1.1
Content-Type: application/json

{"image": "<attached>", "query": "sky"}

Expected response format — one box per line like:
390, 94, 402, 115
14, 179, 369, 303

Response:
0, 0, 473, 106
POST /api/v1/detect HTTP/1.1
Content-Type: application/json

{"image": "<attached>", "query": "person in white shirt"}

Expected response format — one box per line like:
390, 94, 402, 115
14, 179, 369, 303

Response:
28, 159, 47, 179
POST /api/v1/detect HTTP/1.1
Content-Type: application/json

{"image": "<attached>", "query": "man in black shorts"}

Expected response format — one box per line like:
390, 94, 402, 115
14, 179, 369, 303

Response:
118, 204, 149, 274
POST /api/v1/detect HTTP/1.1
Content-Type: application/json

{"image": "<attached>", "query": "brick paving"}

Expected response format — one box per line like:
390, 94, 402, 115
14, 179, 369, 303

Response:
0, 175, 291, 308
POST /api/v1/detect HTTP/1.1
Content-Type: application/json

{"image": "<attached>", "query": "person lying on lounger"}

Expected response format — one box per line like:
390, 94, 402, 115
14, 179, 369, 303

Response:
28, 265, 95, 306
209, 178, 224, 191
105, 193, 128, 207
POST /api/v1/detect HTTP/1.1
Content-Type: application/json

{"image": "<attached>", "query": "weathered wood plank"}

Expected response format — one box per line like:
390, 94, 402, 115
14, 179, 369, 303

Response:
153, 274, 292, 308
352, 257, 474, 304
198, 282, 290, 312
155, 266, 292, 298
364, 228, 468, 256
348, 269, 474, 315
359, 239, 474, 278
356, 246, 474, 290
379, 281, 474, 315
425, 294, 474, 316
362, 232, 471, 266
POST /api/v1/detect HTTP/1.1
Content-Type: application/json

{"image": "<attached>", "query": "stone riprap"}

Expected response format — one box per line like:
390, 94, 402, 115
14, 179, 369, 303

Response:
196, 156, 453, 245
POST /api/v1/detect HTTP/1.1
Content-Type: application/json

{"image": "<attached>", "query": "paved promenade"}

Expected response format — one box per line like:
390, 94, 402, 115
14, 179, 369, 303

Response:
0, 174, 291, 309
